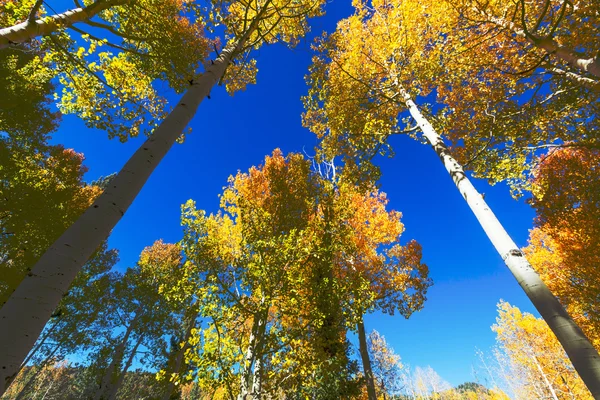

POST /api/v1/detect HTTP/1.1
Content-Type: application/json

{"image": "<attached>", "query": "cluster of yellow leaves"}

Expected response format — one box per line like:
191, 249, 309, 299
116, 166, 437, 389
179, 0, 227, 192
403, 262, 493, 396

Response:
523, 147, 600, 350
2, 0, 212, 142
224, 0, 324, 48
493, 301, 592, 399
176, 149, 430, 396
0, 0, 58, 145
210, 0, 326, 96
223, 58, 258, 95
434, 0, 600, 193
45, 33, 168, 142
0, 0, 39, 25
0, 142, 102, 305
97, 0, 212, 92
303, 0, 457, 180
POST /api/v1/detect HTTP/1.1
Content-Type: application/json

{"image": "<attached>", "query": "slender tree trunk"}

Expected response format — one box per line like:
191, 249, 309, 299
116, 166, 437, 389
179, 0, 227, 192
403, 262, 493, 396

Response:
357, 317, 377, 400
239, 304, 267, 399
251, 358, 262, 397
95, 316, 138, 400
107, 334, 144, 400
0, 35, 247, 396
16, 318, 60, 377
40, 367, 58, 400
0, 0, 127, 49
475, 7, 600, 79
14, 345, 60, 400
251, 309, 268, 398
530, 352, 559, 400
161, 311, 198, 400
239, 317, 259, 399
398, 86, 600, 398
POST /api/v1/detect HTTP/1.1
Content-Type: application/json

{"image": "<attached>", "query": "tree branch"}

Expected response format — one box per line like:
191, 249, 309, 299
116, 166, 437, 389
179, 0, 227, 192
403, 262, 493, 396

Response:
27, 0, 44, 23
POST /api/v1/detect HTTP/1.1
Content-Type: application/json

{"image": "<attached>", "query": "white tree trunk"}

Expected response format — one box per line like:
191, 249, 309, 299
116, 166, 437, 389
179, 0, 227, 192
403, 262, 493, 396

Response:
530, 352, 559, 400
399, 87, 600, 398
239, 305, 267, 400
251, 352, 263, 397
14, 345, 60, 400
0, 0, 126, 49
239, 323, 258, 399
0, 37, 244, 396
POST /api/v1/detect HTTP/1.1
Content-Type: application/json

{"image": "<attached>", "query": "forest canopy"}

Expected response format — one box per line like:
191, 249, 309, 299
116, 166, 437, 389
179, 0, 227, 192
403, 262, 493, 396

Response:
0, 0, 598, 398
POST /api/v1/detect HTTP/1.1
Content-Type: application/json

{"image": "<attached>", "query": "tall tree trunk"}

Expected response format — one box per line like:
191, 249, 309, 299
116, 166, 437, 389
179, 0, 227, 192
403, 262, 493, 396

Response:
251, 355, 263, 398
14, 345, 60, 400
0, 33, 250, 396
107, 334, 144, 400
161, 310, 198, 400
474, 7, 600, 79
0, 0, 127, 50
239, 303, 267, 399
398, 86, 600, 398
17, 318, 60, 377
94, 315, 138, 400
239, 317, 259, 399
357, 317, 377, 400
251, 308, 268, 398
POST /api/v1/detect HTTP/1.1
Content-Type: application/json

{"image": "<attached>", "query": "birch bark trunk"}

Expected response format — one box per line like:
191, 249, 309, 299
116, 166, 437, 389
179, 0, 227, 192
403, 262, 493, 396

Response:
250, 309, 268, 398
94, 306, 142, 400
357, 317, 377, 400
239, 316, 259, 399
94, 317, 138, 400
17, 318, 60, 378
239, 304, 267, 399
530, 352, 559, 400
398, 86, 600, 398
0, 0, 127, 49
0, 34, 248, 396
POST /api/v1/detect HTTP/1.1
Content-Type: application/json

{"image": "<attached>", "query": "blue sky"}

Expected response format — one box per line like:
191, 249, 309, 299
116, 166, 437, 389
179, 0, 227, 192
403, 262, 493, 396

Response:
49, 0, 540, 388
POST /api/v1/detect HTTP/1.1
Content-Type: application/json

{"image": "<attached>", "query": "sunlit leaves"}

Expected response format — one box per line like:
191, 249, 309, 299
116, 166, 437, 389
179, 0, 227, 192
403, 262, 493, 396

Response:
436, 0, 600, 193
95, 0, 211, 92
1, 0, 212, 142
523, 147, 600, 350
303, 0, 455, 180
210, 0, 326, 96
0, 141, 102, 304
492, 301, 592, 399
50, 37, 167, 141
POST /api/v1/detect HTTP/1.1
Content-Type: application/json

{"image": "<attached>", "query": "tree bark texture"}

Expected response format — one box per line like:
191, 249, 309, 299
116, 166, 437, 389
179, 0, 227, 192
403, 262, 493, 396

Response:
0, 38, 242, 396
0, 0, 126, 49
399, 86, 600, 399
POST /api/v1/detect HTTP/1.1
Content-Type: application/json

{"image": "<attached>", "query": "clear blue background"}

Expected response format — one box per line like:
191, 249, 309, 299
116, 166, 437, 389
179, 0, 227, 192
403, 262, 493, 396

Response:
48, 0, 539, 388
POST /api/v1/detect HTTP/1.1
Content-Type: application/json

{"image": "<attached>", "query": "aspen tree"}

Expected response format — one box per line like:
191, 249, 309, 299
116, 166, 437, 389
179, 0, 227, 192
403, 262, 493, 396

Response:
0, 0, 325, 393
303, 0, 600, 395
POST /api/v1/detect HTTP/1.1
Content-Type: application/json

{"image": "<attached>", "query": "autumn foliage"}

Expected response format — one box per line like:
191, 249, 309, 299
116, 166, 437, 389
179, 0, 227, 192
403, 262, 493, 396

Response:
524, 147, 600, 350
